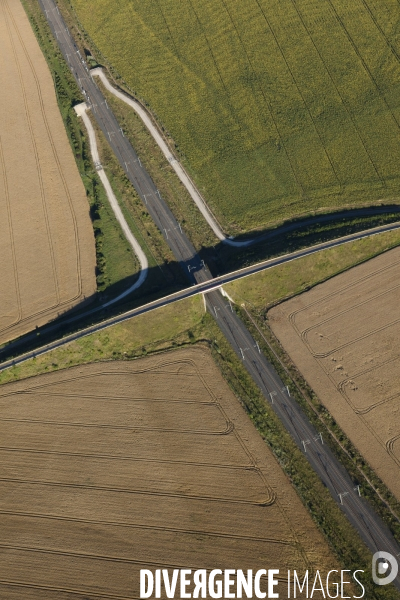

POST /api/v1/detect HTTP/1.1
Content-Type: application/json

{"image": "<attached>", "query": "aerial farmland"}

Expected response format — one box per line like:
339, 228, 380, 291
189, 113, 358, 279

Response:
0, 0, 96, 346
65, 0, 400, 234
0, 348, 335, 598
1, 0, 400, 596
269, 246, 400, 503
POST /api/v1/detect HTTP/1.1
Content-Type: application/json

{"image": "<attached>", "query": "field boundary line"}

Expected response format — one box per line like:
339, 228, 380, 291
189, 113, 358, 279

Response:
242, 305, 400, 523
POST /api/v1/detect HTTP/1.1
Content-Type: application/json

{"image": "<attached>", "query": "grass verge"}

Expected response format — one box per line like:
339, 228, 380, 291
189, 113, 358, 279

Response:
21, 0, 140, 293
224, 228, 400, 308
98, 80, 218, 251
224, 230, 400, 545
86, 110, 187, 298
0, 295, 398, 598
0, 295, 205, 386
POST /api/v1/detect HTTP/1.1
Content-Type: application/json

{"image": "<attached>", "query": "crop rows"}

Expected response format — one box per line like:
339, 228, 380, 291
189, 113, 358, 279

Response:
0, 350, 334, 598
71, 0, 400, 232
271, 247, 400, 503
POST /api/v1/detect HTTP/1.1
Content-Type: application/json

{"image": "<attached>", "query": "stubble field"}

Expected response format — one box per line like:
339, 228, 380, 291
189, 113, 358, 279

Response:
64, 0, 400, 233
0, 348, 335, 599
0, 0, 96, 345
269, 246, 400, 502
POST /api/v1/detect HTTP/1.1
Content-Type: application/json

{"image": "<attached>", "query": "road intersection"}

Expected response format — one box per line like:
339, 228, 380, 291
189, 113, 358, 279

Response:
17, 0, 400, 589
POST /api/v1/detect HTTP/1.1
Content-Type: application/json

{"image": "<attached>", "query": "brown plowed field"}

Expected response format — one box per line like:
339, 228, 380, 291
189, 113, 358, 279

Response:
0, 0, 95, 345
269, 246, 400, 502
0, 348, 334, 599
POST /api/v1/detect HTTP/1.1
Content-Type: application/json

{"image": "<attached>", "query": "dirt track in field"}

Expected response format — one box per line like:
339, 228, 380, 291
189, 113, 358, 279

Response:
0, 348, 334, 599
269, 246, 400, 502
0, 0, 95, 345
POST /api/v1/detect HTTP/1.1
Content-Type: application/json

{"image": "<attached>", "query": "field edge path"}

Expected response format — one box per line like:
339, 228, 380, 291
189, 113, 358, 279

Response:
74, 102, 148, 306
91, 68, 252, 248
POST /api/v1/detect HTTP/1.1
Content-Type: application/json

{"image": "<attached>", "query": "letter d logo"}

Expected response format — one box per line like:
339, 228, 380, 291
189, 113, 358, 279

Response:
372, 551, 398, 586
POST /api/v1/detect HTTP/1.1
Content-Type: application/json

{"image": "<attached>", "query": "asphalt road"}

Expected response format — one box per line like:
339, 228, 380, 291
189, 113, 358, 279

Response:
39, 0, 209, 286
207, 290, 400, 586
34, 0, 400, 589
2, 218, 400, 363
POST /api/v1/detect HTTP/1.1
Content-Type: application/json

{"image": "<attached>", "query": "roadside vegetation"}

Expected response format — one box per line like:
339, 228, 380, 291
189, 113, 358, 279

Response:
15, 4, 400, 594
212, 208, 400, 275
225, 230, 400, 549
59, 0, 400, 235
21, 0, 182, 301
97, 81, 218, 252
86, 111, 188, 298
0, 296, 205, 386
225, 228, 400, 308
0, 291, 398, 598
21, 0, 137, 292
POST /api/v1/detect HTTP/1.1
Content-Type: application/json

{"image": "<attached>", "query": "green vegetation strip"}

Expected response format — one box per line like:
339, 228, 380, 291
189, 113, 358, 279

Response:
225, 228, 400, 308
98, 81, 218, 252
0, 296, 205, 385
1, 292, 398, 598
21, 0, 139, 293
86, 111, 187, 297
62, 0, 400, 233
224, 229, 400, 544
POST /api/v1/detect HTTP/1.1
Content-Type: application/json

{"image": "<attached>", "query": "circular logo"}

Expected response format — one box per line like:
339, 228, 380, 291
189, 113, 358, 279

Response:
372, 551, 398, 586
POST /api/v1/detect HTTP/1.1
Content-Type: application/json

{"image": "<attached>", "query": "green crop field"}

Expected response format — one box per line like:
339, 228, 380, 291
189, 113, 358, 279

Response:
65, 0, 400, 234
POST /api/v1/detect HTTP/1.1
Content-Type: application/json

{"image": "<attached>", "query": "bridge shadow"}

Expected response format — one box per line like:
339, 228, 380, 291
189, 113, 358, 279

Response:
203, 204, 400, 276
1, 205, 399, 366
0, 261, 187, 366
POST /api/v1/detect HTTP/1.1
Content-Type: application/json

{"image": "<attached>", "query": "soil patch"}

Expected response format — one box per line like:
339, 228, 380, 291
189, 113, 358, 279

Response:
0, 347, 334, 598
269, 246, 400, 502
0, 0, 96, 344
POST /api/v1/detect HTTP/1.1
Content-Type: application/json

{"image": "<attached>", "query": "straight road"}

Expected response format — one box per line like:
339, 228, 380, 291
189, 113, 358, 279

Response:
91, 68, 237, 245
39, 0, 209, 285
208, 290, 400, 588
2, 218, 400, 366
35, 1, 400, 589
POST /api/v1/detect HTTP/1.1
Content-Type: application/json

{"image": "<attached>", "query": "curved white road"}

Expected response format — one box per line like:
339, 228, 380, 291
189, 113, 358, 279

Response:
75, 102, 148, 306
91, 68, 251, 247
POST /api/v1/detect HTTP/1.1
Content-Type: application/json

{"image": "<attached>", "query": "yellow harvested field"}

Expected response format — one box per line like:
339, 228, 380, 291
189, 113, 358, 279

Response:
0, 348, 335, 598
0, 0, 96, 345
269, 247, 400, 502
